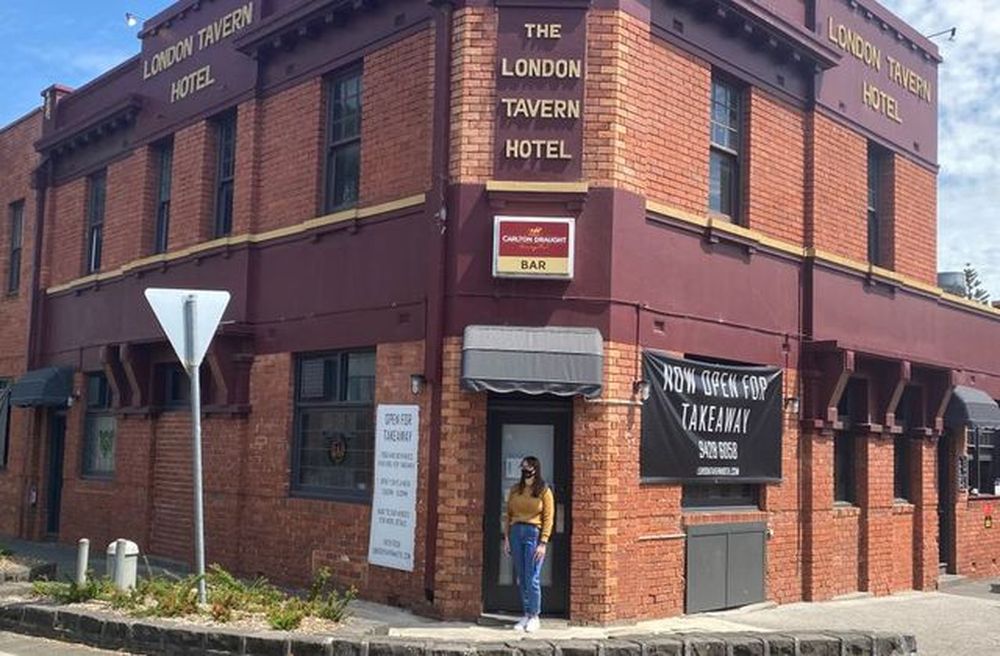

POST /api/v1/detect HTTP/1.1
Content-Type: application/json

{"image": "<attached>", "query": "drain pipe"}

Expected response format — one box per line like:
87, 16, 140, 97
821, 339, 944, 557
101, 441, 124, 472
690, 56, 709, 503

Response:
422, 0, 454, 605
20, 156, 51, 539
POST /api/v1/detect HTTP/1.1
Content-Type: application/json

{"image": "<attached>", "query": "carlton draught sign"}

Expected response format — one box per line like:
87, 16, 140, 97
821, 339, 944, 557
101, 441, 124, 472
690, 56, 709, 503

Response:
493, 216, 575, 280
640, 351, 783, 483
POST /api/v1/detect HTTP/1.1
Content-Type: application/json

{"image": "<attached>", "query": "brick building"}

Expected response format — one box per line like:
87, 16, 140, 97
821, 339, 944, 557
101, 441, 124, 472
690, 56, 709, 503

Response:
1, 0, 1000, 623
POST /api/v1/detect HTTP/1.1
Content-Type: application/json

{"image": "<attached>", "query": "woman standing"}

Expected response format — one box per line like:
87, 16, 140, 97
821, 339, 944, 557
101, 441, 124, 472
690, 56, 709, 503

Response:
503, 456, 555, 633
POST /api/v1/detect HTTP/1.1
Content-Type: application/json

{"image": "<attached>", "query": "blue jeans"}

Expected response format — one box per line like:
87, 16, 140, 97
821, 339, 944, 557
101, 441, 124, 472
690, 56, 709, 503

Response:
510, 523, 543, 616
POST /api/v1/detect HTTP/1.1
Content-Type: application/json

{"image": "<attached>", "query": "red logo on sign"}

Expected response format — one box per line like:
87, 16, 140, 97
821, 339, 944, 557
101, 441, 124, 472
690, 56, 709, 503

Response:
498, 221, 570, 258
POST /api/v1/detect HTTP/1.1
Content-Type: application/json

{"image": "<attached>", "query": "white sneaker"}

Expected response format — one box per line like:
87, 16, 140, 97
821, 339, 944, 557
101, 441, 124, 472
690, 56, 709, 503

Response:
513, 616, 528, 631
524, 616, 540, 633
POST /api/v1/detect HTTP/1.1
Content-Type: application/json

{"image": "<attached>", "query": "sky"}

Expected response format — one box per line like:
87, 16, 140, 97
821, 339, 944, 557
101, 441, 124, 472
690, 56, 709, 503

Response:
0, 1, 997, 295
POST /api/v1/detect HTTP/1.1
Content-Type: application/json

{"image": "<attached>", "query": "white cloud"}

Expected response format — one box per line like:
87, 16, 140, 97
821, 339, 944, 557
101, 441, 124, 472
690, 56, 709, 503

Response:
879, 0, 1000, 297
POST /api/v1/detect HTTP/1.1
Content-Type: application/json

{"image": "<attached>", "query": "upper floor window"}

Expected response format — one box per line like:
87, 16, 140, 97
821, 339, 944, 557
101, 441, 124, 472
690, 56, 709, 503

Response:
292, 349, 375, 501
154, 141, 173, 254
86, 171, 106, 274
214, 112, 237, 238
708, 77, 742, 223
82, 372, 116, 478
7, 201, 24, 294
867, 142, 891, 266
324, 68, 363, 213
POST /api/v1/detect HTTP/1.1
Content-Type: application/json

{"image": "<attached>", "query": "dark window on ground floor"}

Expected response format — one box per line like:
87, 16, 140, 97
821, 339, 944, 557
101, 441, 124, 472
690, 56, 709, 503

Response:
968, 428, 996, 495
82, 373, 116, 478
834, 432, 856, 504
894, 437, 913, 502
682, 483, 760, 509
292, 350, 375, 501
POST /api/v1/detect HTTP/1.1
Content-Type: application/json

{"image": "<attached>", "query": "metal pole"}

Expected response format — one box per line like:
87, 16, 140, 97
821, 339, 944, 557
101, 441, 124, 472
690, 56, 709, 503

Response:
75, 538, 89, 586
184, 295, 207, 604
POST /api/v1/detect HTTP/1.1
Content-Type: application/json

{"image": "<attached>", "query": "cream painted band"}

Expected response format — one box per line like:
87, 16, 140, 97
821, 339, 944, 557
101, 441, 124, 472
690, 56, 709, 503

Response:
485, 180, 589, 194
46, 193, 426, 296
645, 199, 1000, 319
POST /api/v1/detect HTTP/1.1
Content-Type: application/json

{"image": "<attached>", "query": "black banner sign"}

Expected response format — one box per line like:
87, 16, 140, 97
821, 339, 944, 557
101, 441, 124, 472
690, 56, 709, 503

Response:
640, 351, 783, 482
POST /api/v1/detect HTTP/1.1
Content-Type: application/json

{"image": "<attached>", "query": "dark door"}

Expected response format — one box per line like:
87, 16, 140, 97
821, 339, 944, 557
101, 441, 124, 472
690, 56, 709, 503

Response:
937, 433, 954, 572
46, 413, 67, 535
483, 397, 571, 616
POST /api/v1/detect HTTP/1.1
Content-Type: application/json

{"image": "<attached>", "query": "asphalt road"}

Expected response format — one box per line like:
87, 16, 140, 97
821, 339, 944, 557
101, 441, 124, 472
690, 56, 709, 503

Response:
0, 632, 123, 655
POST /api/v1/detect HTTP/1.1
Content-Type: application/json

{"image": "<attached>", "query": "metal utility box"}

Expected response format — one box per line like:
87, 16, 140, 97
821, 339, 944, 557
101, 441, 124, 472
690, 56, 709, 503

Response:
685, 522, 766, 613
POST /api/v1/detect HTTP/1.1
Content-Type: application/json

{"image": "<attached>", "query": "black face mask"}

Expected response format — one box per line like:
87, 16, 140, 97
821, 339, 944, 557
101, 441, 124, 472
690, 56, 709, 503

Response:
521, 468, 535, 478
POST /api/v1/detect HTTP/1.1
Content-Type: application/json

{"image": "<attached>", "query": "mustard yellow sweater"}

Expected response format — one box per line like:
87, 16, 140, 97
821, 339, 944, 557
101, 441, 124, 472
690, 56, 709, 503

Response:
505, 484, 555, 543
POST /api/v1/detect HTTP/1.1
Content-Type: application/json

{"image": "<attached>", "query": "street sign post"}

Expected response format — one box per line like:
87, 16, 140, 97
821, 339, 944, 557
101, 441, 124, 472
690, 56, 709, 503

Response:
144, 288, 230, 604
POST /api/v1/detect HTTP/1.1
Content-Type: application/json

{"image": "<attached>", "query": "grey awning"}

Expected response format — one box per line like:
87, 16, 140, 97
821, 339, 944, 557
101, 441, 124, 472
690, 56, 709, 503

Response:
10, 367, 73, 408
461, 325, 603, 399
946, 385, 1000, 429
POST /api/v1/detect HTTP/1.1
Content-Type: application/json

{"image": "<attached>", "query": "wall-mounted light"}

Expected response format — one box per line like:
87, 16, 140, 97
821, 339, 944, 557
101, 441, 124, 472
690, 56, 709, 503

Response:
633, 380, 651, 402
784, 396, 800, 415
410, 374, 427, 396
125, 12, 145, 28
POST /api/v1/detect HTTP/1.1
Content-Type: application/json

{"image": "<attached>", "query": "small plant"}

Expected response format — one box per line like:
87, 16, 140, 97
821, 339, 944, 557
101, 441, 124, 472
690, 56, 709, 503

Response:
0, 545, 13, 558
32, 576, 112, 604
266, 598, 308, 631
307, 567, 355, 622
32, 563, 355, 628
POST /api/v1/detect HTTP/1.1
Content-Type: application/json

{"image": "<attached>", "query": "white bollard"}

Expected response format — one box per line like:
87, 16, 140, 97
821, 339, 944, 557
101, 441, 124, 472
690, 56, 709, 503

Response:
113, 539, 127, 590
75, 539, 89, 586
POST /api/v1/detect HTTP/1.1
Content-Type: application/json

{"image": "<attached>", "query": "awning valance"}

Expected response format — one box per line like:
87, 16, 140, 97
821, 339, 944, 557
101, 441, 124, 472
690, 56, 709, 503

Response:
945, 385, 1000, 430
461, 325, 603, 399
10, 367, 73, 408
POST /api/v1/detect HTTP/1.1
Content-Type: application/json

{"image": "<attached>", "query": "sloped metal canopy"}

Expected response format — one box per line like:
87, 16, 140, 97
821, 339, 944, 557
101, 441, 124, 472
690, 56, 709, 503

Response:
10, 367, 73, 408
461, 325, 603, 399
945, 385, 1000, 429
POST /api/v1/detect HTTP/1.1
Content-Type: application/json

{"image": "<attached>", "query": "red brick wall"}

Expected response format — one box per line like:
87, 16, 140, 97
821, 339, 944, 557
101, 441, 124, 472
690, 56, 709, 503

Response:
637, 36, 711, 214
449, 8, 496, 183
360, 28, 435, 206
169, 120, 217, 250
806, 112, 868, 261
45, 178, 86, 287
958, 496, 1000, 578
56, 343, 433, 606
103, 148, 155, 270
255, 81, 323, 232
432, 338, 488, 619
858, 434, 893, 595
889, 155, 937, 284
0, 114, 41, 535
892, 505, 915, 591
746, 90, 806, 244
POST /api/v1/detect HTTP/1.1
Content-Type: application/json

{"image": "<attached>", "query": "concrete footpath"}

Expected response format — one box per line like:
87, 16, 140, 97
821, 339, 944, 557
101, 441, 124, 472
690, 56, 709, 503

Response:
363, 581, 1000, 656
4, 538, 996, 655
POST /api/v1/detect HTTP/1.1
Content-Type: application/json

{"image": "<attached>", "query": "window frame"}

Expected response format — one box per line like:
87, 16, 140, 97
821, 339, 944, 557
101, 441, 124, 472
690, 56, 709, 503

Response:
7, 200, 24, 295
708, 75, 744, 224
291, 349, 376, 502
213, 112, 237, 238
323, 67, 363, 214
154, 140, 174, 254
81, 372, 116, 479
85, 171, 107, 274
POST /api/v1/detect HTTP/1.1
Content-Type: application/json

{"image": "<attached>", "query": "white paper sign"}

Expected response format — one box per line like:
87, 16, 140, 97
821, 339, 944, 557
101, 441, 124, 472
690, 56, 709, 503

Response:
367, 404, 420, 571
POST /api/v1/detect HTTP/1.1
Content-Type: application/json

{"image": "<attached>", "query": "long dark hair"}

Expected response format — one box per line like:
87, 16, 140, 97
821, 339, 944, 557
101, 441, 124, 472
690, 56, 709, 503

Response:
517, 456, 547, 497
